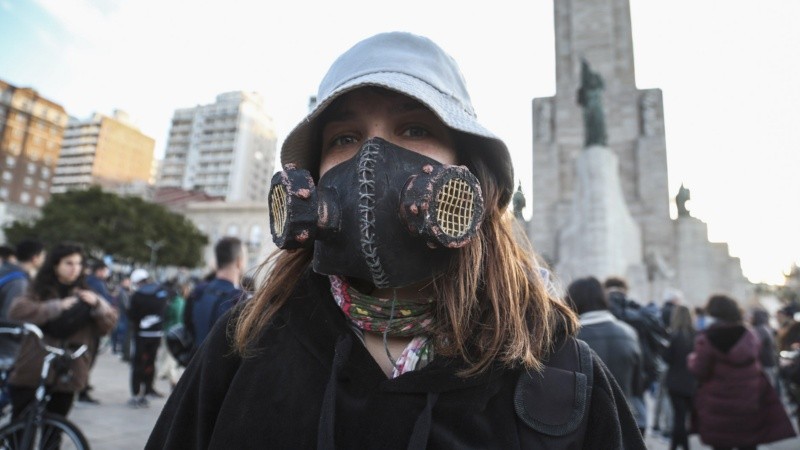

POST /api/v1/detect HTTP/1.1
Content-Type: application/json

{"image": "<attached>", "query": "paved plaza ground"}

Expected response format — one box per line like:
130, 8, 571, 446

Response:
70, 350, 800, 449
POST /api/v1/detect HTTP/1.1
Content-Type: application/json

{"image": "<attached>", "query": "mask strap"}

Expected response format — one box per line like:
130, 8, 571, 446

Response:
382, 289, 399, 370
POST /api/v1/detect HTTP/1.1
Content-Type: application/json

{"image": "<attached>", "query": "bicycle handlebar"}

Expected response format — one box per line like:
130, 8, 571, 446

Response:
0, 322, 88, 360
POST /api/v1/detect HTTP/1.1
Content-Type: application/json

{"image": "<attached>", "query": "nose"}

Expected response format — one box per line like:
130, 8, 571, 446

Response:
364, 122, 393, 145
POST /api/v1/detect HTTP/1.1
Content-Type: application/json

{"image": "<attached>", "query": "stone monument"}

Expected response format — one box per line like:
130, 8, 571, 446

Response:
554, 59, 647, 291
528, 0, 749, 305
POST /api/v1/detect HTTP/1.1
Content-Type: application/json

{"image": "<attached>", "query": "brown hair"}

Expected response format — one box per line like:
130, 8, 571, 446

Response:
705, 294, 743, 323
670, 304, 695, 336
234, 154, 577, 376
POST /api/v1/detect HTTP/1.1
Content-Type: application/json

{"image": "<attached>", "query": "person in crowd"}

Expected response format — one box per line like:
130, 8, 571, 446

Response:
661, 289, 683, 329
776, 305, 800, 416
0, 239, 45, 319
751, 307, 779, 389
566, 276, 642, 410
604, 276, 668, 435
663, 304, 696, 450
695, 306, 708, 331
112, 275, 134, 361
85, 260, 113, 303
688, 294, 796, 449
78, 259, 114, 404
0, 245, 15, 266
156, 278, 187, 389
776, 305, 800, 352
6, 242, 117, 420
652, 289, 684, 438
187, 237, 244, 349
148, 32, 645, 449
127, 269, 170, 407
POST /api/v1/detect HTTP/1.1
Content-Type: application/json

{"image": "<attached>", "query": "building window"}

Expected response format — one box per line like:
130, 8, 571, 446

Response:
34, 195, 45, 207
0, 188, 7, 199
2, 172, 11, 182
27, 163, 36, 174
24, 177, 33, 187
226, 224, 239, 236
38, 180, 48, 190
5, 156, 14, 167
41, 167, 50, 178
20, 192, 30, 204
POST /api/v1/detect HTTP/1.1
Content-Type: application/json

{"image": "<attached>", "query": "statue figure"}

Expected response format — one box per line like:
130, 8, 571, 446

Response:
512, 181, 526, 219
576, 59, 607, 147
676, 183, 691, 217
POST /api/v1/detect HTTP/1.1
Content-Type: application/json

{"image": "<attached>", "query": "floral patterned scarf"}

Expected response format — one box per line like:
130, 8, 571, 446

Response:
329, 275, 434, 378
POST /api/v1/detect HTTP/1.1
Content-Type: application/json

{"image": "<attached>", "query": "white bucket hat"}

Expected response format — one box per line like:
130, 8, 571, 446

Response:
281, 31, 514, 207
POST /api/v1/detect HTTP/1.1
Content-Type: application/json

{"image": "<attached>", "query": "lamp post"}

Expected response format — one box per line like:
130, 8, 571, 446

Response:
145, 239, 165, 274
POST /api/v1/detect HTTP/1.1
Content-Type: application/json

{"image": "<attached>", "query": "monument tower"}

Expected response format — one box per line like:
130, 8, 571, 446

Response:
529, 0, 749, 304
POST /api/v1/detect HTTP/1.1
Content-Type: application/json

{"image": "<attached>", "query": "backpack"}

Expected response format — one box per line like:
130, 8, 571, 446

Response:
608, 291, 669, 390
0, 271, 26, 290
168, 281, 237, 367
0, 271, 27, 314
165, 323, 194, 367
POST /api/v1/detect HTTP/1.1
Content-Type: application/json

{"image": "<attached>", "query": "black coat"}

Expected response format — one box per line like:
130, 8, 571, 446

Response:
663, 331, 696, 397
147, 271, 644, 449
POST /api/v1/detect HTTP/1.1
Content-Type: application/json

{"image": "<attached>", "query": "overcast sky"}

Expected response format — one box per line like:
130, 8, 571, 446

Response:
1, 0, 798, 285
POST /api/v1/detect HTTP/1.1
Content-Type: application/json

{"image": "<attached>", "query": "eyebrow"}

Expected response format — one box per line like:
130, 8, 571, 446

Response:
324, 100, 428, 124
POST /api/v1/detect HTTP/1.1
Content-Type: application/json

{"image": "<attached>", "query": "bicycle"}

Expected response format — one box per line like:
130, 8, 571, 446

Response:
0, 321, 90, 449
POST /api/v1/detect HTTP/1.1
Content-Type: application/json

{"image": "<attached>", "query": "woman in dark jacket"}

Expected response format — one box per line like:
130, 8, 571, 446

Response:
663, 304, 696, 450
8, 242, 117, 419
688, 295, 795, 449
147, 32, 645, 449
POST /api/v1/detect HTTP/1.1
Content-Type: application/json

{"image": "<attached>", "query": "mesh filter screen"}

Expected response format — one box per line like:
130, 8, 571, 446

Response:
270, 185, 287, 237
436, 178, 474, 237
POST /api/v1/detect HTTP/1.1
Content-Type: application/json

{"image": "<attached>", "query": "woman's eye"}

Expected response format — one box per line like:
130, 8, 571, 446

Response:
330, 135, 359, 147
402, 126, 429, 138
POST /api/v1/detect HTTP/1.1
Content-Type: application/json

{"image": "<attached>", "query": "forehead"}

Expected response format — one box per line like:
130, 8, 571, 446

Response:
322, 86, 431, 120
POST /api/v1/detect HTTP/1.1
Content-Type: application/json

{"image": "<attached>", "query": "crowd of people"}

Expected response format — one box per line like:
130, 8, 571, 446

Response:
566, 275, 800, 449
1, 31, 799, 449
0, 236, 250, 422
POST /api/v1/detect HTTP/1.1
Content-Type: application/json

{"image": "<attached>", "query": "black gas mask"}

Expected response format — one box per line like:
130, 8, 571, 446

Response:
268, 138, 485, 289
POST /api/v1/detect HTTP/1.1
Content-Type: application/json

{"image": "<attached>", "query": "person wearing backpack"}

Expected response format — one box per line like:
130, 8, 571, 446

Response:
187, 237, 244, 350
127, 269, 171, 407
605, 276, 669, 436
0, 239, 46, 319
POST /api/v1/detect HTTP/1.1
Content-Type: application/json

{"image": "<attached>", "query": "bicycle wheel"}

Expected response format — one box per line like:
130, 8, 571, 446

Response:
0, 413, 89, 450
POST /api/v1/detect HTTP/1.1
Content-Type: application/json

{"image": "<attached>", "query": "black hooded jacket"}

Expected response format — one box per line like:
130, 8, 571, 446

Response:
146, 270, 644, 449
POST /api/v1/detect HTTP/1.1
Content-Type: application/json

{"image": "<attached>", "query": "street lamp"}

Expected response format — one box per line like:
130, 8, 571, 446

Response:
145, 239, 166, 273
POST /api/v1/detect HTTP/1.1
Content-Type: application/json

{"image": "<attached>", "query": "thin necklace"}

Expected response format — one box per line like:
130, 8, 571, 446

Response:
382, 289, 398, 369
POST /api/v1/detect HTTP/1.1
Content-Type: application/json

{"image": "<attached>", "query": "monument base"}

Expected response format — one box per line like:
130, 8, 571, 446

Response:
555, 145, 646, 296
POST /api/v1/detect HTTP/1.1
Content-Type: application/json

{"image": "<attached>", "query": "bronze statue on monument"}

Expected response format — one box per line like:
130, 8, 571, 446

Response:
512, 181, 526, 220
676, 183, 691, 217
577, 59, 608, 147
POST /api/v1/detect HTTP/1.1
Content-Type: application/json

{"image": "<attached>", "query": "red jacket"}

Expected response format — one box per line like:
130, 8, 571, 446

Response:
688, 323, 795, 447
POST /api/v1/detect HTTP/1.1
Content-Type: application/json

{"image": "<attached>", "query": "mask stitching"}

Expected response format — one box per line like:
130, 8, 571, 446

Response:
357, 141, 389, 287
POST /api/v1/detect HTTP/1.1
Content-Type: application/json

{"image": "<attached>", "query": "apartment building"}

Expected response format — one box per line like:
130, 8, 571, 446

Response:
0, 79, 68, 213
51, 110, 155, 193
157, 91, 276, 202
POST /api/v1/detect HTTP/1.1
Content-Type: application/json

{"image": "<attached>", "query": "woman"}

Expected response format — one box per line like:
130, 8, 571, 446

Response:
7, 242, 117, 419
148, 32, 644, 449
688, 295, 795, 450
663, 304, 696, 450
